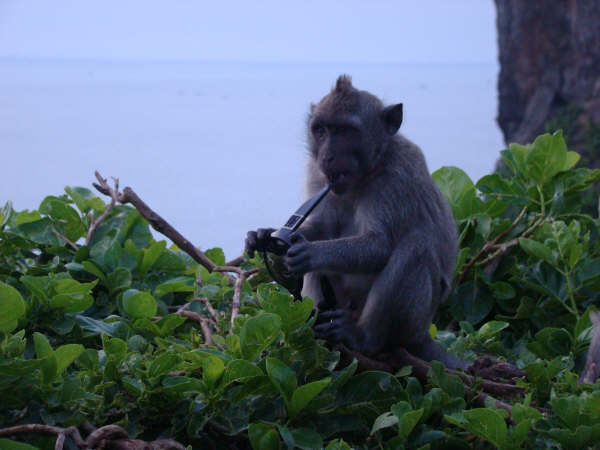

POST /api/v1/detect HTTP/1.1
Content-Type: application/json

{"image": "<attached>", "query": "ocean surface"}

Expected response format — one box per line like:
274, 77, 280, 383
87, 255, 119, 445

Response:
0, 59, 504, 258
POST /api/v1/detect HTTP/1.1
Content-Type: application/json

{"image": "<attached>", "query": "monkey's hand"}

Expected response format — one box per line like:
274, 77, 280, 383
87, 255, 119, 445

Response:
245, 228, 276, 258
314, 310, 366, 351
285, 232, 316, 275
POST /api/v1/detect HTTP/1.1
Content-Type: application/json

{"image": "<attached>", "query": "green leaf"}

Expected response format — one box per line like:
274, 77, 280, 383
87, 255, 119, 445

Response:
370, 411, 398, 435
524, 132, 566, 185
153, 276, 195, 298
223, 359, 264, 385
433, 166, 483, 220
65, 186, 106, 213
325, 439, 352, 450
49, 293, 93, 313
507, 142, 530, 177
445, 409, 507, 449
0, 201, 13, 227
290, 377, 330, 416
81, 260, 107, 282
240, 312, 281, 361
202, 355, 225, 389
0, 281, 26, 333
148, 352, 180, 378
564, 151, 580, 170
428, 361, 464, 399
277, 426, 323, 450
392, 401, 424, 438
138, 240, 167, 275
106, 268, 132, 294
248, 423, 280, 450
205, 247, 226, 265
0, 438, 40, 450
123, 376, 144, 396
54, 344, 84, 375
519, 238, 556, 266
103, 336, 127, 359
258, 287, 314, 334
40, 354, 58, 384
490, 282, 515, 300
122, 289, 157, 319
15, 209, 42, 226
156, 314, 187, 336
265, 357, 297, 402
20, 275, 50, 302
527, 328, 572, 358
477, 321, 509, 340
33, 332, 53, 358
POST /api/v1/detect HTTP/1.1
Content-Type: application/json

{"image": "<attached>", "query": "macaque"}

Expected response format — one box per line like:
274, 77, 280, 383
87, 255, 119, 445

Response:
246, 75, 465, 369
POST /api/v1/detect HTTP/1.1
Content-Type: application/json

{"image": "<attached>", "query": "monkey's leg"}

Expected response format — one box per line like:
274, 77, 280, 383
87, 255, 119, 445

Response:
357, 245, 467, 369
302, 273, 337, 311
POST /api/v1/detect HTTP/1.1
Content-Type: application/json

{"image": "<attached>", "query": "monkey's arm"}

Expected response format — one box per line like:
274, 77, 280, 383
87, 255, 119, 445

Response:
286, 231, 392, 275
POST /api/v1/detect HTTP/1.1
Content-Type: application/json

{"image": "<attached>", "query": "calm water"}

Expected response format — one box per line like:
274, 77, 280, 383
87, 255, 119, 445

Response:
0, 59, 504, 258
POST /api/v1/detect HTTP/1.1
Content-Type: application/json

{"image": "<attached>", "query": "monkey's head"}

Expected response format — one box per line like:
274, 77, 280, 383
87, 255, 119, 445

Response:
308, 75, 403, 195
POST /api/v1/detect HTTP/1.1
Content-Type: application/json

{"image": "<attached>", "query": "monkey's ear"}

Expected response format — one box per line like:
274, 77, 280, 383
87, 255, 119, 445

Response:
381, 103, 403, 135
310, 102, 316, 114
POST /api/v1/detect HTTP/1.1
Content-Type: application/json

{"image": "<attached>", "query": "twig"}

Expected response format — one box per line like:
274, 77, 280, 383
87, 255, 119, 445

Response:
92, 171, 216, 272
458, 207, 530, 284
0, 424, 85, 449
213, 267, 259, 332
87, 171, 119, 246
226, 255, 244, 266
196, 297, 219, 322
51, 228, 79, 251
177, 303, 214, 346
335, 344, 532, 417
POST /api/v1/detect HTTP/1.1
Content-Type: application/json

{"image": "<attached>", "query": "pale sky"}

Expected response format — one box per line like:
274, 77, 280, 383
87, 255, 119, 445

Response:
0, 1, 497, 63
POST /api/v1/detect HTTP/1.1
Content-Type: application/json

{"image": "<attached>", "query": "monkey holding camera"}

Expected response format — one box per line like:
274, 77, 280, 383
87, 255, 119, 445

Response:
246, 75, 466, 369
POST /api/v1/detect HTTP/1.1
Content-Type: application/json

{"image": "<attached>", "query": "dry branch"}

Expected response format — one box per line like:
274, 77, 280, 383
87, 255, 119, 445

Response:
93, 172, 216, 272
87, 171, 120, 246
51, 228, 79, 251
0, 423, 185, 450
336, 344, 528, 416
177, 303, 215, 346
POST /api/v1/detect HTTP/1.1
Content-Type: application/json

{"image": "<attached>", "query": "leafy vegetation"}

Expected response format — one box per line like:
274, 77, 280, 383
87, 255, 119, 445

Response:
2, 131, 600, 449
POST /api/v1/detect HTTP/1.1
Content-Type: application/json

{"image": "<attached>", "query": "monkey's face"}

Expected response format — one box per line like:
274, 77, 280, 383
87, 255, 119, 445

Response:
308, 75, 404, 195
309, 115, 367, 195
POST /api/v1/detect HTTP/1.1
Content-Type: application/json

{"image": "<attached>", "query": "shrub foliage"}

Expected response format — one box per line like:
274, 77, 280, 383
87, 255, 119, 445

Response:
2, 131, 600, 449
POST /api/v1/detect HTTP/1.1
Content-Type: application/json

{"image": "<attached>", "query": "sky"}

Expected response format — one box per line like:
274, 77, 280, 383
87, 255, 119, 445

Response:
0, 1, 497, 64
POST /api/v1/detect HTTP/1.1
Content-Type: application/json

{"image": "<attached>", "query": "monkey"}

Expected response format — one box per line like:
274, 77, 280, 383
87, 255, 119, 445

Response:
246, 75, 466, 369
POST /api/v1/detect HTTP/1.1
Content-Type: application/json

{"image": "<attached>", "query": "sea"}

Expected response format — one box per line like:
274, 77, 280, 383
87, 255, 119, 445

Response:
0, 58, 504, 258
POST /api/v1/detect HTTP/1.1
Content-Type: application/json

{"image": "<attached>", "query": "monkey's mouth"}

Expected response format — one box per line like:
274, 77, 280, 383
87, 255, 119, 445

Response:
329, 171, 350, 193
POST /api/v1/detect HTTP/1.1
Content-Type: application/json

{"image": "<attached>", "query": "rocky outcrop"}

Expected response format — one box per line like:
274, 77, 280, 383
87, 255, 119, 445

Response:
495, 0, 600, 147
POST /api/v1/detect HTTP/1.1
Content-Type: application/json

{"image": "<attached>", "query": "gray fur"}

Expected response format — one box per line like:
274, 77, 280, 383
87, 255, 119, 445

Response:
246, 75, 464, 369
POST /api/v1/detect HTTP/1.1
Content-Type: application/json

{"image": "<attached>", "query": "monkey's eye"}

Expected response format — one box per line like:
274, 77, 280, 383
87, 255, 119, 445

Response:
312, 125, 327, 141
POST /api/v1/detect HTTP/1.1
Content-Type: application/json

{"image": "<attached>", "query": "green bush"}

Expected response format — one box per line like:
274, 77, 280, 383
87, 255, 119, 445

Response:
1, 131, 600, 449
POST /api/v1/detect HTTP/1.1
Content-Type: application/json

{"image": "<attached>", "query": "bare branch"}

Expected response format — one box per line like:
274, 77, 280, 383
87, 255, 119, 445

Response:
226, 255, 244, 266
0, 424, 85, 449
458, 207, 530, 284
86, 171, 119, 246
92, 172, 217, 272
177, 303, 214, 346
230, 273, 245, 332
51, 228, 79, 251
196, 297, 219, 322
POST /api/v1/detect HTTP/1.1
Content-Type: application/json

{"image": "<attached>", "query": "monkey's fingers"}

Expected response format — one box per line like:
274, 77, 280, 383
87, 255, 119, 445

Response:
285, 253, 311, 274
314, 322, 348, 343
256, 228, 276, 243
289, 232, 307, 244
317, 310, 347, 322
286, 242, 309, 258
